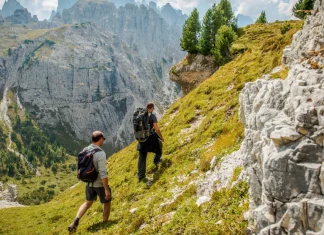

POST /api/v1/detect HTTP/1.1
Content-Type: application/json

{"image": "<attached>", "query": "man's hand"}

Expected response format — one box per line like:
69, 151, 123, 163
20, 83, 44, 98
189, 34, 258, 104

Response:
160, 137, 164, 142
105, 188, 111, 200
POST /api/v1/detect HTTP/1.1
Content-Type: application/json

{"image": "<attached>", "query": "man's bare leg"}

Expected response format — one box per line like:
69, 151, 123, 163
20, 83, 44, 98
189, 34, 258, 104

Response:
103, 201, 111, 222
76, 201, 94, 218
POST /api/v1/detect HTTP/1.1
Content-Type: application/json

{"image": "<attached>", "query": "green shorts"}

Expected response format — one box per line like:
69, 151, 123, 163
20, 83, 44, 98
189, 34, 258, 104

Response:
86, 185, 112, 203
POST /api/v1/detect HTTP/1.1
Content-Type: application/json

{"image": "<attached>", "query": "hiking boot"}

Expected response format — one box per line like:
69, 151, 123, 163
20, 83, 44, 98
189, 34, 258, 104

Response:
139, 177, 153, 187
68, 220, 79, 233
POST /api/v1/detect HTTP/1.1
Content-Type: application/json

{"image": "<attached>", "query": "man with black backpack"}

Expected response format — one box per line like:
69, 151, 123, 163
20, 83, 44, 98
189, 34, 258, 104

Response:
136, 102, 164, 183
68, 131, 111, 233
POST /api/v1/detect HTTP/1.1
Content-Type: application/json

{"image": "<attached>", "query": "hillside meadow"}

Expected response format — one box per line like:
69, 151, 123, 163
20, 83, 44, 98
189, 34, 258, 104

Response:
0, 21, 303, 234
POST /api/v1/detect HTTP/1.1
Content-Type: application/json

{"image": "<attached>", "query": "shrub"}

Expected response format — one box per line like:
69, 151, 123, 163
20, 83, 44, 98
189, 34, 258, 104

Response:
280, 22, 291, 34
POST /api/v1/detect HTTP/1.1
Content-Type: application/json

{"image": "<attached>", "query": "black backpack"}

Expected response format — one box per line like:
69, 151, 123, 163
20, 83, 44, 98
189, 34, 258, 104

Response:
77, 148, 102, 182
133, 107, 151, 142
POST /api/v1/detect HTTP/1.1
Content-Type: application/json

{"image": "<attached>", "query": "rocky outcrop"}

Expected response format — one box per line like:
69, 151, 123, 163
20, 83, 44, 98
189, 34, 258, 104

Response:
240, 1, 324, 233
170, 54, 218, 94
1, 0, 23, 18
6, 8, 38, 24
0, 182, 23, 209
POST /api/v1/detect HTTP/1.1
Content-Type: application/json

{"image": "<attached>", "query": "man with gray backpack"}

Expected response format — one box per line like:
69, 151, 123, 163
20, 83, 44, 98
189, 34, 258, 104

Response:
133, 102, 164, 184
68, 131, 111, 233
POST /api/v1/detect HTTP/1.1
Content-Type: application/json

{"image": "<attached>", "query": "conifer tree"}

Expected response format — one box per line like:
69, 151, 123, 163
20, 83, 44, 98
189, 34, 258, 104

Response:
293, 0, 315, 19
255, 11, 267, 24
218, 0, 234, 26
200, 8, 213, 55
210, 4, 223, 48
180, 8, 201, 54
212, 25, 237, 64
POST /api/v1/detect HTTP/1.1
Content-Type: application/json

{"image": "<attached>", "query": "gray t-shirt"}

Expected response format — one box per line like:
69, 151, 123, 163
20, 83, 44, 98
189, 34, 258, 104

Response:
83, 144, 108, 187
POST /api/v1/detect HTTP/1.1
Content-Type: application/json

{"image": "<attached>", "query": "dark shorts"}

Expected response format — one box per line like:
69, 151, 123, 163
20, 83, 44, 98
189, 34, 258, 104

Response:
86, 185, 112, 203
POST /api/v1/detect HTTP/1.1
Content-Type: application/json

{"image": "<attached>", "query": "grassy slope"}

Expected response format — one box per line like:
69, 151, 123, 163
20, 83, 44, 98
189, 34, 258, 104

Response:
0, 23, 50, 57
0, 89, 78, 205
0, 21, 303, 235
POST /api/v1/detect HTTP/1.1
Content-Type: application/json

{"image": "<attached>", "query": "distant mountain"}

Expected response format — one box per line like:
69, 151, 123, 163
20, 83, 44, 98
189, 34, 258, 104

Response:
110, 0, 136, 7
1, 0, 24, 17
161, 3, 187, 28
57, 0, 77, 14
237, 14, 253, 27
49, 10, 56, 21
1, 0, 184, 155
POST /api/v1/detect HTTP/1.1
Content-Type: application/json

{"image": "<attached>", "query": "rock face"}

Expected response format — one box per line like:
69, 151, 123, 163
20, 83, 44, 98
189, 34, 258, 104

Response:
0, 182, 23, 208
4, 21, 181, 154
170, 54, 218, 94
57, 0, 77, 14
0, 0, 184, 154
240, 1, 324, 233
110, 0, 136, 8
1, 0, 23, 18
6, 8, 38, 24
56, 1, 182, 59
160, 3, 187, 28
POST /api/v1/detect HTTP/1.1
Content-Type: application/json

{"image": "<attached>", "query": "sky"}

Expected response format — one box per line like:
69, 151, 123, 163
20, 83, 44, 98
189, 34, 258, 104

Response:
0, 0, 299, 22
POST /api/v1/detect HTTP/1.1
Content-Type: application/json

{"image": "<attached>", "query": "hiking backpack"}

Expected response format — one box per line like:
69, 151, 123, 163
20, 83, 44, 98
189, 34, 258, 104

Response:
133, 107, 151, 142
77, 149, 102, 182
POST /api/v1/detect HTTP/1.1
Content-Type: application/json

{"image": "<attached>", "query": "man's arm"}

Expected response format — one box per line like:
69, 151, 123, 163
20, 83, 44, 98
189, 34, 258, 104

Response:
153, 122, 164, 142
97, 153, 110, 200
101, 178, 111, 200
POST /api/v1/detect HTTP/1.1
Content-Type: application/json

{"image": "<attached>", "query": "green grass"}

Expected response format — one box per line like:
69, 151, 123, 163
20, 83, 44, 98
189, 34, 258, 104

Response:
0, 89, 78, 205
0, 21, 303, 234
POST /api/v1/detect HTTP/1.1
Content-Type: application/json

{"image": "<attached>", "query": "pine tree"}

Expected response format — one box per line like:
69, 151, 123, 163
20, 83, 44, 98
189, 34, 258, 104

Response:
255, 11, 267, 24
293, 0, 315, 19
180, 8, 201, 54
210, 4, 223, 48
218, 0, 234, 26
212, 25, 237, 64
199, 9, 213, 55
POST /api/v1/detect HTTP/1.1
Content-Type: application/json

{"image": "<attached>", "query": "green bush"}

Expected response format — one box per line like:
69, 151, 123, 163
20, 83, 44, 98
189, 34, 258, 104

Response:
280, 22, 291, 34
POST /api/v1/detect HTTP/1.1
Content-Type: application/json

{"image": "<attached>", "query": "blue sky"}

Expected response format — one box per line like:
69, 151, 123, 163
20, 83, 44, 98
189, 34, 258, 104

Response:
0, 0, 298, 21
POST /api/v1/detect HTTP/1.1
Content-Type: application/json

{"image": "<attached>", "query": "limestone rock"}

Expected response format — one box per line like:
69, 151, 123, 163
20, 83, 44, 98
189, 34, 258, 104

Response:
240, 1, 324, 233
170, 54, 218, 94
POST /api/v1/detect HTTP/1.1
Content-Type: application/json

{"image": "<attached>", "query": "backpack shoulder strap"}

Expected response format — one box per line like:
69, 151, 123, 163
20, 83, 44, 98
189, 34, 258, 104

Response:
90, 148, 102, 156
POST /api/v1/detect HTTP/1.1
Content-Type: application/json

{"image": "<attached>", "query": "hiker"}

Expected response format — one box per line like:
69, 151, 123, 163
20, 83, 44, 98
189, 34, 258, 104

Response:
68, 131, 111, 233
137, 102, 164, 182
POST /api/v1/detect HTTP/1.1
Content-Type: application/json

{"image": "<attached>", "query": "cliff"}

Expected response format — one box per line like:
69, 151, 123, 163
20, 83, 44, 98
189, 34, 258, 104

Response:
170, 54, 217, 94
240, 0, 324, 233
0, 0, 23, 18
1, 0, 184, 154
